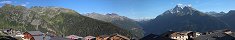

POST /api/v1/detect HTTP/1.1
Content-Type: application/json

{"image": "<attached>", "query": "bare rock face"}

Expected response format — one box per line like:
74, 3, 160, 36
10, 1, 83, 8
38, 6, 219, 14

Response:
30, 19, 41, 25
30, 19, 41, 30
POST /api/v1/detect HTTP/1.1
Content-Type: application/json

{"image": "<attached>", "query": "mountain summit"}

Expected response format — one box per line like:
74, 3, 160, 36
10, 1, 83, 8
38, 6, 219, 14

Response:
163, 5, 199, 16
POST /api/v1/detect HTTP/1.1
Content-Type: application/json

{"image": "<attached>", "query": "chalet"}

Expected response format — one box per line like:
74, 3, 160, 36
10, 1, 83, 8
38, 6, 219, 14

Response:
194, 30, 235, 40
188, 32, 201, 38
84, 36, 96, 40
22, 32, 35, 40
170, 31, 192, 40
3, 28, 13, 35
24, 31, 51, 40
65, 35, 83, 40
109, 34, 130, 40
224, 29, 233, 34
96, 35, 110, 40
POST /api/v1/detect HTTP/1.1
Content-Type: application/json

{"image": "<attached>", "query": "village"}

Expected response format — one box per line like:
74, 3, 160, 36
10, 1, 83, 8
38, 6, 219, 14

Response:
0, 28, 235, 40
140, 29, 235, 40
0, 28, 132, 40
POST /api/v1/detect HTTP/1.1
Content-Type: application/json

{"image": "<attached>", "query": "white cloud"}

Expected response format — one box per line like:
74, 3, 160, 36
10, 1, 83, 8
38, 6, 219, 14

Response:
21, 4, 26, 6
0, 1, 12, 4
21, 2, 30, 6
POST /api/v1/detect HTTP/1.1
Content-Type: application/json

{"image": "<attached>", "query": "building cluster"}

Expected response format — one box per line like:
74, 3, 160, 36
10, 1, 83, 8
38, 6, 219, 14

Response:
1, 29, 54, 40
2, 28, 22, 37
170, 31, 201, 40
140, 29, 235, 40
0, 28, 131, 40
168, 30, 234, 40
2, 28, 234, 40
65, 34, 130, 40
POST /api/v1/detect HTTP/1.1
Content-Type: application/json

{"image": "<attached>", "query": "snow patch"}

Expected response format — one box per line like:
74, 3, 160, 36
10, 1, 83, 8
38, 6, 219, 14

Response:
186, 4, 192, 7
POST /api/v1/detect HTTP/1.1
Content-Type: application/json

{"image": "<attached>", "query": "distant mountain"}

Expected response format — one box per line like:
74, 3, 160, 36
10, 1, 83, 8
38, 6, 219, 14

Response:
205, 11, 226, 17
83, 13, 144, 38
133, 18, 151, 22
140, 5, 229, 35
0, 4, 131, 37
221, 10, 235, 30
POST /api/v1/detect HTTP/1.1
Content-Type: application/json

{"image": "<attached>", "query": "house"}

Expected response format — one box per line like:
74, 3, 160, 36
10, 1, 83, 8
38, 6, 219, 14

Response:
84, 36, 96, 40
194, 30, 234, 40
223, 29, 232, 34
170, 31, 192, 40
2, 28, 24, 37
96, 35, 110, 40
188, 32, 201, 38
22, 32, 35, 40
109, 34, 130, 40
3, 28, 14, 35
65, 35, 83, 40
213, 34, 235, 40
14, 31, 24, 37
96, 34, 130, 40
26, 31, 51, 40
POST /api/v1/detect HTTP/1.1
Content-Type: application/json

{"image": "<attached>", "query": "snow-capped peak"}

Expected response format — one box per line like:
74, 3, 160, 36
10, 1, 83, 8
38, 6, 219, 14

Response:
185, 4, 192, 7
176, 4, 193, 8
164, 4, 198, 15
176, 4, 184, 9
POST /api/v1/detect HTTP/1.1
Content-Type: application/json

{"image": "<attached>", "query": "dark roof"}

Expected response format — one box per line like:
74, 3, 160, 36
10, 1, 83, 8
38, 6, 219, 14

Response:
194, 32, 224, 40
109, 34, 129, 39
28, 31, 43, 35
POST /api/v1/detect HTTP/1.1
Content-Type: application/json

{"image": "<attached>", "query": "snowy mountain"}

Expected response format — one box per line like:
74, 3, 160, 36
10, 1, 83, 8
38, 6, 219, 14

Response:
140, 5, 229, 35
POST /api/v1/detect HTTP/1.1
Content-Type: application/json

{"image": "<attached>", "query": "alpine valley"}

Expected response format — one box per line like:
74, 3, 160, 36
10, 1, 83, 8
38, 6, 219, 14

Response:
1, 4, 235, 39
83, 13, 144, 38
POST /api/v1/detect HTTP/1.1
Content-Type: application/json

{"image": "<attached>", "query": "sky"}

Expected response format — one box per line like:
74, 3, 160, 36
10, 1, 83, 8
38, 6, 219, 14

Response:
0, 0, 235, 19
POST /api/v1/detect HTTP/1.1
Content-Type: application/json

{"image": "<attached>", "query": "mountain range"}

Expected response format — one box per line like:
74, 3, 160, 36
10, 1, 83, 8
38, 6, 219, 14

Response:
139, 5, 230, 35
0, 4, 131, 37
220, 10, 235, 30
1, 4, 235, 38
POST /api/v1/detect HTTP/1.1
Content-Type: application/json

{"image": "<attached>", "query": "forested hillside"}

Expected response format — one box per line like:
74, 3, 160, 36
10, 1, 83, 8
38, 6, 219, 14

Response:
0, 4, 131, 37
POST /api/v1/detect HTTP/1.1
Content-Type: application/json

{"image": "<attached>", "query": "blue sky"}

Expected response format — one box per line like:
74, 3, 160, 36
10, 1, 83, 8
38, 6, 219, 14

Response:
0, 0, 235, 19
